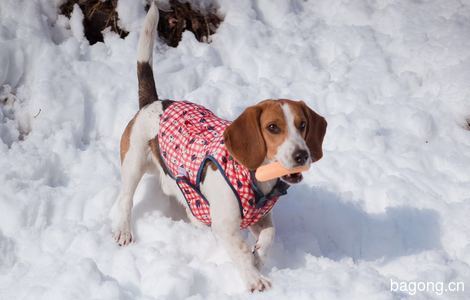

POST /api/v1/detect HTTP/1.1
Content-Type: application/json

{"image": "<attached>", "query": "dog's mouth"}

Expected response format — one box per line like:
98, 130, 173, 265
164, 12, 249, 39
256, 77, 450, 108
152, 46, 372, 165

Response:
281, 172, 303, 184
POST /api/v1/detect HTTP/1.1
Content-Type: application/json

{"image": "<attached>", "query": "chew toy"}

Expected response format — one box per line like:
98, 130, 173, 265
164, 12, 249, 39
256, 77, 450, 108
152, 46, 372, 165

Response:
255, 162, 310, 182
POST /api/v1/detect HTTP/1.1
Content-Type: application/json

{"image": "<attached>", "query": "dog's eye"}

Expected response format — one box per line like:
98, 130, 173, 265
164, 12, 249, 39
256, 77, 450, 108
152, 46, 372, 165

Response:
299, 121, 306, 131
267, 123, 280, 134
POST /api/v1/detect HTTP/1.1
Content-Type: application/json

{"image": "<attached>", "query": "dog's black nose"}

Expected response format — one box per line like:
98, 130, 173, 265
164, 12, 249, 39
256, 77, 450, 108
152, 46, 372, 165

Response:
293, 149, 309, 166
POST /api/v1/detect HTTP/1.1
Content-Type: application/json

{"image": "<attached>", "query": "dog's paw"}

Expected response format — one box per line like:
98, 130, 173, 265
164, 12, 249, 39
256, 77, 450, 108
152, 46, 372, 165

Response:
245, 271, 271, 292
113, 227, 133, 246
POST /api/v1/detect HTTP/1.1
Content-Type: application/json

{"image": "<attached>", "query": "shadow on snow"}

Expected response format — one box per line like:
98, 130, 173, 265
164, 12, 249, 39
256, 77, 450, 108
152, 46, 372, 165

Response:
271, 185, 441, 268
132, 174, 441, 268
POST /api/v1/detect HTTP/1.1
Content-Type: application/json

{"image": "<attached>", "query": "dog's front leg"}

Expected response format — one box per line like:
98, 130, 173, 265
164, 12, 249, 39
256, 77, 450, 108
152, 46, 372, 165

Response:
201, 169, 271, 292
249, 212, 275, 269
212, 219, 271, 292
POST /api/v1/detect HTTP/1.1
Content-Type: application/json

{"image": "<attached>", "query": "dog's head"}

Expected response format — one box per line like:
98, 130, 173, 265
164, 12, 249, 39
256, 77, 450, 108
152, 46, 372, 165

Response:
224, 99, 327, 184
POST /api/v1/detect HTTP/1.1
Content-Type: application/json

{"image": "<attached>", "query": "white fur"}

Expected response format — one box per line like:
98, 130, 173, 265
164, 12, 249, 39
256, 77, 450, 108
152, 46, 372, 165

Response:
275, 103, 311, 169
137, 1, 159, 63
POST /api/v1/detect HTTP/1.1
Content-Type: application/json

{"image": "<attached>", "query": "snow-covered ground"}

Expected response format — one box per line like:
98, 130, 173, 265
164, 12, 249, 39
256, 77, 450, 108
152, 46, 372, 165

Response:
1, 0, 470, 299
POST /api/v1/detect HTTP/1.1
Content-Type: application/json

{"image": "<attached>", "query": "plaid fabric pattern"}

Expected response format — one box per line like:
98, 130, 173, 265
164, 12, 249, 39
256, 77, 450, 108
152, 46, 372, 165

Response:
158, 101, 279, 229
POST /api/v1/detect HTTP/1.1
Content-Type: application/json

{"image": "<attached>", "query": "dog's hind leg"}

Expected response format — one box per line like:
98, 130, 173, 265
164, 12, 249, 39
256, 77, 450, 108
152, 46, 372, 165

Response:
113, 131, 146, 245
113, 118, 147, 245
113, 101, 162, 245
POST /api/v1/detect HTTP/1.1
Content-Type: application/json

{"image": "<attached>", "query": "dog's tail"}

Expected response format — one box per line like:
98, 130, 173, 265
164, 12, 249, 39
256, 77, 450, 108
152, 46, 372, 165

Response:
137, 0, 159, 109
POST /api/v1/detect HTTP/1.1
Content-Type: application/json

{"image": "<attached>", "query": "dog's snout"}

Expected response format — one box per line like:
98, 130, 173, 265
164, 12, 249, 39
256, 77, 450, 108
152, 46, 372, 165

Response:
293, 149, 309, 166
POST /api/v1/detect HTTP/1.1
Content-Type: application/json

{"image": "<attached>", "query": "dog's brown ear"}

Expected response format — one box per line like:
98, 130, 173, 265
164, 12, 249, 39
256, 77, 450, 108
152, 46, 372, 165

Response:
301, 101, 327, 162
224, 106, 266, 170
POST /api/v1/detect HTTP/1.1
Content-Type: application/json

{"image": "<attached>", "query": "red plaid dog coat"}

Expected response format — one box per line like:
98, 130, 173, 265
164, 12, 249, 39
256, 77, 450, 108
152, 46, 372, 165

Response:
157, 101, 288, 229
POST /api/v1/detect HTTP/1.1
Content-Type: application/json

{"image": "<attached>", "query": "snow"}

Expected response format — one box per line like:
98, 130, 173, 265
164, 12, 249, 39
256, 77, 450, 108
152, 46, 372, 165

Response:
69, 4, 85, 42
1, 0, 470, 299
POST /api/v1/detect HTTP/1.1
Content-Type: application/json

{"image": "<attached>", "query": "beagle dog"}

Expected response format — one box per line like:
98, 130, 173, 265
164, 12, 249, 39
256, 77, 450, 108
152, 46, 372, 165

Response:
112, 1, 327, 292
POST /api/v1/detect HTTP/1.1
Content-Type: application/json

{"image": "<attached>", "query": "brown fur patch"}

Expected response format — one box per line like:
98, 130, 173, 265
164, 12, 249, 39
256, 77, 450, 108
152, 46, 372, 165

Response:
224, 106, 266, 170
149, 138, 170, 175
257, 100, 289, 160
298, 101, 327, 161
137, 62, 158, 109
120, 115, 136, 164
